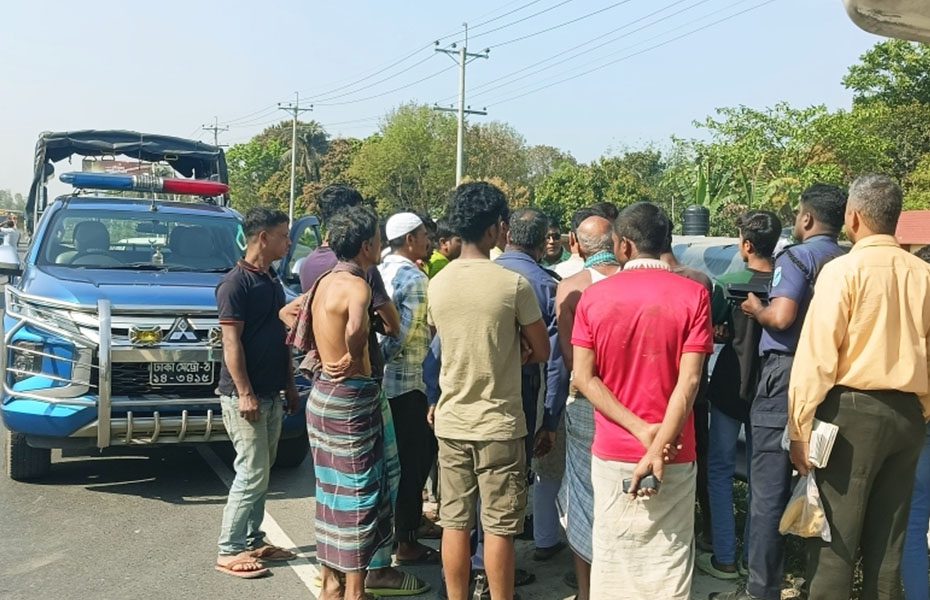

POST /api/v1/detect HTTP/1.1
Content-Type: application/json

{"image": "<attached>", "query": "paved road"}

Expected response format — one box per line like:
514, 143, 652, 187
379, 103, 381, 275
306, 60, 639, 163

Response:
0, 436, 745, 600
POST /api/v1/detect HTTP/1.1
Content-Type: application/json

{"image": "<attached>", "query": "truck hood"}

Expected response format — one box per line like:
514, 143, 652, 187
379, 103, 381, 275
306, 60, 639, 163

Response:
18, 265, 223, 311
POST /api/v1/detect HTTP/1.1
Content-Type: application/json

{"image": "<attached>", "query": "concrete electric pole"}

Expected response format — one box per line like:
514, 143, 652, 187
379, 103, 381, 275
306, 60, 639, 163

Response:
278, 92, 313, 225
201, 116, 229, 147
433, 23, 489, 185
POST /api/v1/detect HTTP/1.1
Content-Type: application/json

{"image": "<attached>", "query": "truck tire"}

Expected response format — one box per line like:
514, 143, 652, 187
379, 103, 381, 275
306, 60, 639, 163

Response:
6, 430, 51, 481
273, 429, 309, 469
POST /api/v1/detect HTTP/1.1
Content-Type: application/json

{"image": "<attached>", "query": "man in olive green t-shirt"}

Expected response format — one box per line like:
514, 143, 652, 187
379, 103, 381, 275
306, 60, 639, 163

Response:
428, 182, 550, 600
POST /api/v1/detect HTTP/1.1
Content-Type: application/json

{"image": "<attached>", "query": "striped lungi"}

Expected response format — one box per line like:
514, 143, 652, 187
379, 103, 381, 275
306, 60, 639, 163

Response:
557, 393, 596, 562
306, 375, 400, 572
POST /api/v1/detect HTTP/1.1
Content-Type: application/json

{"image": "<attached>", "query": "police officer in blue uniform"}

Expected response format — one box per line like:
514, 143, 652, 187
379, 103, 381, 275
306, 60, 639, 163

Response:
710, 184, 848, 600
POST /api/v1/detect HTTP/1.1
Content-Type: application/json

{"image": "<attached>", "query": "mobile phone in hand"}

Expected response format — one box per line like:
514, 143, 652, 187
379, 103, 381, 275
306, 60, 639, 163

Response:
622, 474, 661, 494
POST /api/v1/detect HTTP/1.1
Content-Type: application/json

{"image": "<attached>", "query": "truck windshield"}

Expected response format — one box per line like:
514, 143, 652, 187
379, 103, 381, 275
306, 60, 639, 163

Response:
37, 209, 244, 271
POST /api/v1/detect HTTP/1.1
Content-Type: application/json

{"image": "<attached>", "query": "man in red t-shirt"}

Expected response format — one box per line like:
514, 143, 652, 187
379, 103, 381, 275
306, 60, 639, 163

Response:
572, 202, 713, 600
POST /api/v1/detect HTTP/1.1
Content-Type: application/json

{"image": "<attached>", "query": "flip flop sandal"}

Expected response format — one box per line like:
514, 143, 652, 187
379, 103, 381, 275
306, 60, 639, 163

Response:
215, 556, 271, 579
366, 572, 431, 597
416, 519, 443, 539
395, 546, 440, 566
248, 544, 298, 562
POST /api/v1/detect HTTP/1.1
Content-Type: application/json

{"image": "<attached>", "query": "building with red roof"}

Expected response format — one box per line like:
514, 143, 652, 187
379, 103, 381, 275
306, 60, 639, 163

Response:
896, 210, 930, 252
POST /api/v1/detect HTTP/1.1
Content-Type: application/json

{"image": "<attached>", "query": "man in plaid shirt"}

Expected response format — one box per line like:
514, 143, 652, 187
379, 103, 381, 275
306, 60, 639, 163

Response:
378, 211, 438, 565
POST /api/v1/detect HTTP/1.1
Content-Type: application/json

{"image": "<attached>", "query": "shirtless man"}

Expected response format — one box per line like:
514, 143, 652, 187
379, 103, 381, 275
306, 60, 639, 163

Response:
303, 207, 428, 600
555, 215, 622, 600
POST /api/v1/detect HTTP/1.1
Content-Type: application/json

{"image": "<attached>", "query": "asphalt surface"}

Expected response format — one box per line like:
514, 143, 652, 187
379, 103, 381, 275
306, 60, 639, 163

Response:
0, 436, 748, 600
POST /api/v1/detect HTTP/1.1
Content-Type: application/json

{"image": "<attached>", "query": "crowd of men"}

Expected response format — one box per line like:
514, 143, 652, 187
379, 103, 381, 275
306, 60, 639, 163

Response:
210, 176, 930, 600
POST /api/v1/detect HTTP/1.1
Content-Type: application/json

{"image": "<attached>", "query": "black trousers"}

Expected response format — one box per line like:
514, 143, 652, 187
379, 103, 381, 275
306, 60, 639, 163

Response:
806, 387, 925, 600
388, 390, 436, 542
747, 353, 794, 600
694, 399, 712, 543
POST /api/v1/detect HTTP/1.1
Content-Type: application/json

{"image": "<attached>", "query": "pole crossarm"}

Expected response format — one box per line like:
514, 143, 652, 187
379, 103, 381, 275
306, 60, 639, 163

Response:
431, 23, 489, 186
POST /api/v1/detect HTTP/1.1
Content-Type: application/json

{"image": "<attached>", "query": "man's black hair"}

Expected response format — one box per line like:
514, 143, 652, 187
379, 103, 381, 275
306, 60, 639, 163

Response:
446, 182, 509, 244
736, 210, 782, 258
916, 244, 930, 264
799, 184, 847, 233
318, 184, 364, 224
244, 207, 289, 239
591, 201, 620, 222
329, 206, 378, 261
546, 217, 562, 233
615, 202, 670, 257
434, 217, 456, 242
509, 208, 548, 251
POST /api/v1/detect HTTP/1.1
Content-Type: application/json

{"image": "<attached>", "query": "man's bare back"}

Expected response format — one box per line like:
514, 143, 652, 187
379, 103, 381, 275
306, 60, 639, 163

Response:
557, 265, 620, 371
312, 271, 373, 379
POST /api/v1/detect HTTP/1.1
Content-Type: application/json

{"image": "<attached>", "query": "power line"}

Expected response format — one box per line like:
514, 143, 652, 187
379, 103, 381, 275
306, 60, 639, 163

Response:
307, 54, 439, 103
217, 2, 563, 126
487, 0, 779, 106
449, 0, 576, 45
440, 0, 711, 104
470, 0, 734, 102
313, 64, 457, 107
489, 0, 637, 48
224, 105, 279, 125
468, 0, 549, 31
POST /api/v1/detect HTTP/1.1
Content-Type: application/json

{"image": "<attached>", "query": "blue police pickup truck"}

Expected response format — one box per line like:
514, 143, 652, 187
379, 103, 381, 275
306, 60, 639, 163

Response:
2, 131, 321, 480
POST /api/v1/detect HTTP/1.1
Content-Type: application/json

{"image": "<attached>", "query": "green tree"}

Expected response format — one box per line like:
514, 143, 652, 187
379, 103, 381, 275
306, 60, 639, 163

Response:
347, 104, 457, 215
226, 136, 288, 211
465, 121, 530, 190
843, 39, 930, 107
904, 153, 930, 210
535, 163, 600, 229
525, 145, 577, 187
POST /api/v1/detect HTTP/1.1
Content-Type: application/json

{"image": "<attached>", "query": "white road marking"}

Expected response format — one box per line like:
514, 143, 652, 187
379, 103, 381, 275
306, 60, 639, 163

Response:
197, 445, 321, 596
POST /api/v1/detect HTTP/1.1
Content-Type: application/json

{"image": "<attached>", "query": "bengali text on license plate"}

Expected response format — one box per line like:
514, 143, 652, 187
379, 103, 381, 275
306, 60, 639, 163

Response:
149, 362, 214, 385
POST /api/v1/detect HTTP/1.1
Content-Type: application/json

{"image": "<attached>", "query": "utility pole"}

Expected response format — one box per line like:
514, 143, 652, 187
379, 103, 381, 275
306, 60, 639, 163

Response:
201, 116, 229, 147
278, 92, 313, 225
433, 23, 489, 185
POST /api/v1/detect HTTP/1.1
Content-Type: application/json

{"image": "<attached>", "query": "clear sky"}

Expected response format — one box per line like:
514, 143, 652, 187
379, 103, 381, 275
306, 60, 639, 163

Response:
1, 0, 883, 194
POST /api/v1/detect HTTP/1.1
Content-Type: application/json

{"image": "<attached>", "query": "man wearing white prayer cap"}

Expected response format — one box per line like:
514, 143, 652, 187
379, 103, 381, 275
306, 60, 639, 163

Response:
378, 211, 439, 565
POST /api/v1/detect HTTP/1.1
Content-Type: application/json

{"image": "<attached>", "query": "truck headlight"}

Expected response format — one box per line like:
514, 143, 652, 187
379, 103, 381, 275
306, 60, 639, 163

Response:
10, 341, 43, 383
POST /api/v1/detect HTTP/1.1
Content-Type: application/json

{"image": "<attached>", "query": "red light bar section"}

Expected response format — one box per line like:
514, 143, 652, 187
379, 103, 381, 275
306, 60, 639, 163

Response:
161, 178, 229, 196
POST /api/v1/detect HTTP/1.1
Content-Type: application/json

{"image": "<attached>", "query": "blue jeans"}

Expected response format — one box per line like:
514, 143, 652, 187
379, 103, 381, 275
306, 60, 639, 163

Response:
903, 423, 930, 600
708, 403, 752, 566
533, 473, 562, 549
217, 394, 284, 555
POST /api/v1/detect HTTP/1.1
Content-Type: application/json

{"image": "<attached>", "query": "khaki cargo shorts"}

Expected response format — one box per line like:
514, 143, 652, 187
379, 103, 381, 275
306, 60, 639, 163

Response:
436, 437, 528, 536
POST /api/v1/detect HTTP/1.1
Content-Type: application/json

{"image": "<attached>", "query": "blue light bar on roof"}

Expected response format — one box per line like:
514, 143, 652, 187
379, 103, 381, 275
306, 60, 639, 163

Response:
59, 172, 229, 196
61, 172, 135, 190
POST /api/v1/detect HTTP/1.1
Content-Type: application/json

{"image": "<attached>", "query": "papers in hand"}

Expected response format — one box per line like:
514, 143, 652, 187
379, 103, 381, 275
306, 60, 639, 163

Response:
781, 419, 839, 469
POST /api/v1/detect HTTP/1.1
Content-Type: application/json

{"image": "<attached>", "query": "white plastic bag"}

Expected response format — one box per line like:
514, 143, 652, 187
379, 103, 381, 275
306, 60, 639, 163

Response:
778, 474, 831, 542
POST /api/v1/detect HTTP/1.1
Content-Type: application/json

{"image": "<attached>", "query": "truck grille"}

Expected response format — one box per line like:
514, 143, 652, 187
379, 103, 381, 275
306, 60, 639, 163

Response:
100, 362, 220, 396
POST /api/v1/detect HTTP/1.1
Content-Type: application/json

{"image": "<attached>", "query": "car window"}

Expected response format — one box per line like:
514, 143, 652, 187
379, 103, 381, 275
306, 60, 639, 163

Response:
38, 209, 243, 271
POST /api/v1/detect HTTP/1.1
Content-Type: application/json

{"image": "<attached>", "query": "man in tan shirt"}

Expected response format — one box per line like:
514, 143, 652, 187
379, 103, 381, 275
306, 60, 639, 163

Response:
788, 174, 930, 599
429, 182, 550, 600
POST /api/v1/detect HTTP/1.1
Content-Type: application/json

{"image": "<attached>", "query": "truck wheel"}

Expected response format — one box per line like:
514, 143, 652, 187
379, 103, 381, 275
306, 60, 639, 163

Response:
273, 429, 309, 469
5, 430, 51, 481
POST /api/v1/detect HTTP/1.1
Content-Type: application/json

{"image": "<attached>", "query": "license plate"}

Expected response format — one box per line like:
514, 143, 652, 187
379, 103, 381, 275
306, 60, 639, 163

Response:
149, 362, 214, 386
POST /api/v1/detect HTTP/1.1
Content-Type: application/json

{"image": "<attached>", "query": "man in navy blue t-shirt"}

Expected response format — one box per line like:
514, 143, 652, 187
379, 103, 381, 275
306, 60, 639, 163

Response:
711, 185, 847, 600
